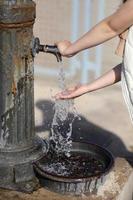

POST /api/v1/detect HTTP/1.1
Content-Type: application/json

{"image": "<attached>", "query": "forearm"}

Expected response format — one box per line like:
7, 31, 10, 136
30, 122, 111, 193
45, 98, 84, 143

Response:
64, 19, 117, 56
63, 0, 133, 56
55, 63, 122, 99
86, 63, 122, 93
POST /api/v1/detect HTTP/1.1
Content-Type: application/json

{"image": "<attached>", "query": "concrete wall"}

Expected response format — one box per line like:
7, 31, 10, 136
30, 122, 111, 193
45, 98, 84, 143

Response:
33, 0, 133, 168
33, 0, 122, 84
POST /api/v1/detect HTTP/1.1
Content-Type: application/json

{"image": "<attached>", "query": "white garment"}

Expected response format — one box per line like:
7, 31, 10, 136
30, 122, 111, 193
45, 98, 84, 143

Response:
122, 25, 133, 123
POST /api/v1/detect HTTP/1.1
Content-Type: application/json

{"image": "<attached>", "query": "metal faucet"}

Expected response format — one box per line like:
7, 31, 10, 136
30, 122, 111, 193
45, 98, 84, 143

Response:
32, 37, 62, 62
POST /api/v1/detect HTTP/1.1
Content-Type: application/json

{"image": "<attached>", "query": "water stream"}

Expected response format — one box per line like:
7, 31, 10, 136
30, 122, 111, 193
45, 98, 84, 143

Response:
50, 63, 78, 156
37, 63, 108, 195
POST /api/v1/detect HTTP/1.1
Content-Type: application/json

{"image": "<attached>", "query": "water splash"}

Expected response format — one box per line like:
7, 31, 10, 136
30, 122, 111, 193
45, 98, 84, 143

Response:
39, 151, 105, 177
0, 128, 9, 148
50, 64, 78, 155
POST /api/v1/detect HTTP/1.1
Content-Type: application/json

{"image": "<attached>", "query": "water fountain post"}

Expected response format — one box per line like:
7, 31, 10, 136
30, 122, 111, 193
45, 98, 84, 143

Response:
0, 0, 46, 193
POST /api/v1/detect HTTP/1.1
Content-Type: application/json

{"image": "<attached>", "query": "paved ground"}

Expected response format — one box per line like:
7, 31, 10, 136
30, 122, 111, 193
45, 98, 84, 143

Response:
33, 0, 133, 160
0, 77, 133, 200
35, 77, 133, 161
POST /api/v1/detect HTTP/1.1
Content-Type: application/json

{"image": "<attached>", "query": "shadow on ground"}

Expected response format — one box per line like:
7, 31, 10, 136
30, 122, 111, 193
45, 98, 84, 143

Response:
35, 99, 133, 166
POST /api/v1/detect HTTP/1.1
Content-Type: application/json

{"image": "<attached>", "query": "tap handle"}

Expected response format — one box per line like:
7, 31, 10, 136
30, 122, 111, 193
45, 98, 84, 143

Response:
32, 37, 62, 62
40, 44, 62, 62
41, 45, 59, 54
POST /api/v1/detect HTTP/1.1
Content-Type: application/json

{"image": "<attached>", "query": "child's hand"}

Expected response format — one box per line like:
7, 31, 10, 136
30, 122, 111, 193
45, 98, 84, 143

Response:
55, 40, 74, 57
55, 84, 89, 99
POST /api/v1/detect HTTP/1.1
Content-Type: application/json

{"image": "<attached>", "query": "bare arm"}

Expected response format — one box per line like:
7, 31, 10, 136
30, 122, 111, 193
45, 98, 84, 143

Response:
86, 64, 121, 93
57, 0, 133, 56
55, 63, 122, 99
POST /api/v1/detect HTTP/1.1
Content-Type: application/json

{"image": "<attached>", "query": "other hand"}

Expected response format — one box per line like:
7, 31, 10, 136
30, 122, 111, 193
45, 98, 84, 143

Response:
55, 84, 89, 99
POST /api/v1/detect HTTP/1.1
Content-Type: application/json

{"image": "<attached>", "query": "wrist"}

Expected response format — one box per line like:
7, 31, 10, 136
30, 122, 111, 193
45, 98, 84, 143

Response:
85, 84, 95, 93
63, 43, 79, 57
81, 84, 93, 94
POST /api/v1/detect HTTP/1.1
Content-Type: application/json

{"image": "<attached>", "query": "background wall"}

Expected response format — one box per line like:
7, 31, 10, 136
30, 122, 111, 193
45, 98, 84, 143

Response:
33, 0, 133, 157
34, 0, 121, 84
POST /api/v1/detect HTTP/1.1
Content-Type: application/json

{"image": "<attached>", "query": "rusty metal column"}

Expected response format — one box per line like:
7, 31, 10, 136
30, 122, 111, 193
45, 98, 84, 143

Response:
0, 0, 46, 192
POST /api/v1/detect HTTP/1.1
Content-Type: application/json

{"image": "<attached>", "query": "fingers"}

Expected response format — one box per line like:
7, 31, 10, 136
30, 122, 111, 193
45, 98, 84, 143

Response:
54, 90, 74, 100
54, 89, 81, 100
55, 40, 72, 57
54, 84, 88, 100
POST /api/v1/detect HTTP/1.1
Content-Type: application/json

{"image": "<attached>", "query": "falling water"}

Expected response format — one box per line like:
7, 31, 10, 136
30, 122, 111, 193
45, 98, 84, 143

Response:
50, 64, 78, 156
38, 63, 107, 195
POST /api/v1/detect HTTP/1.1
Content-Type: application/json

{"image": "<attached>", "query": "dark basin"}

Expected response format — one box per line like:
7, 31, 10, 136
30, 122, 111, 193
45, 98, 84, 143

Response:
34, 141, 114, 195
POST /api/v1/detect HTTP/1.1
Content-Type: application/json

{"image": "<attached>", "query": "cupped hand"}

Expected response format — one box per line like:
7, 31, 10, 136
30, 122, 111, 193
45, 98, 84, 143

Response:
55, 84, 89, 99
55, 40, 74, 57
